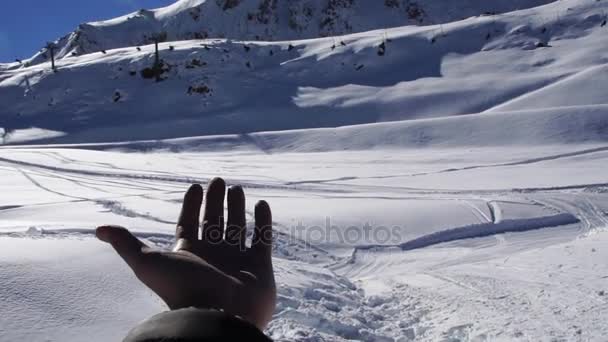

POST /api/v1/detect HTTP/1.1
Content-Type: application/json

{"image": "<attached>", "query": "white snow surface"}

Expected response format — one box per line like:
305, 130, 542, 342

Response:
1, 0, 608, 341
0, 145, 607, 341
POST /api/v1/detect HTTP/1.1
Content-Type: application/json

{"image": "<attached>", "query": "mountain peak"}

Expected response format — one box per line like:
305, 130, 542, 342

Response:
14, 0, 555, 67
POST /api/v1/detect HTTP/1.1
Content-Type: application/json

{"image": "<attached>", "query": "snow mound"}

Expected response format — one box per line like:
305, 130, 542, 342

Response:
357, 213, 579, 252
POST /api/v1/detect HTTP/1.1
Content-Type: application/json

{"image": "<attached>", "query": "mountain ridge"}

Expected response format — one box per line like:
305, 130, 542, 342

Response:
1, 0, 606, 146
3, 0, 556, 68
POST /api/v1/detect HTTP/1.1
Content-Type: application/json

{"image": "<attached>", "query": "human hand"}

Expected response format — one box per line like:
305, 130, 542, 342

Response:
96, 178, 276, 330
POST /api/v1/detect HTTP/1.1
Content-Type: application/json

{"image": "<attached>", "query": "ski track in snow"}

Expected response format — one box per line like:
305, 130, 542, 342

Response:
3, 143, 608, 194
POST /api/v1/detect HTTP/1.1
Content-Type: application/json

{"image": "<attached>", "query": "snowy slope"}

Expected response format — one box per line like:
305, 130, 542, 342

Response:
5, 105, 607, 152
1, 0, 608, 341
1, 0, 606, 145
0, 145, 607, 341
2, 0, 556, 68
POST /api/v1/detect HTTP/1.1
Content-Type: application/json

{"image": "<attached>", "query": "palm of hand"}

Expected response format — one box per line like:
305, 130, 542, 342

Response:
97, 178, 276, 330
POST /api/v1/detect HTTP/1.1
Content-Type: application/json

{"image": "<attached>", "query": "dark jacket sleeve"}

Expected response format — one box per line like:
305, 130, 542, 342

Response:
124, 308, 273, 342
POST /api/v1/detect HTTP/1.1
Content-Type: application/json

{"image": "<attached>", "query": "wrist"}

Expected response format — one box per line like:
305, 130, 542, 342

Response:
124, 308, 272, 342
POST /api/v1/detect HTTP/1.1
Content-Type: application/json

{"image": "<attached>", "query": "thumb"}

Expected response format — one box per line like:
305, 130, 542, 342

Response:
96, 225, 146, 270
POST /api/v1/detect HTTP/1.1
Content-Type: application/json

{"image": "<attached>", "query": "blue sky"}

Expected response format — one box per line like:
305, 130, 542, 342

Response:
0, 0, 175, 62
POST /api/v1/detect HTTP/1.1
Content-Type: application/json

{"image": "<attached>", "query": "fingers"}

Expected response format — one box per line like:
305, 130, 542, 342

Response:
96, 225, 146, 270
252, 200, 272, 260
202, 177, 226, 244
175, 184, 203, 241
226, 185, 247, 250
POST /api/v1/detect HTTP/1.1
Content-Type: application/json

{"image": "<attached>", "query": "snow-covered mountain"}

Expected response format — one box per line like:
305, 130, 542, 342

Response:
2, 1, 608, 341
0, 0, 606, 146
8, 0, 556, 68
